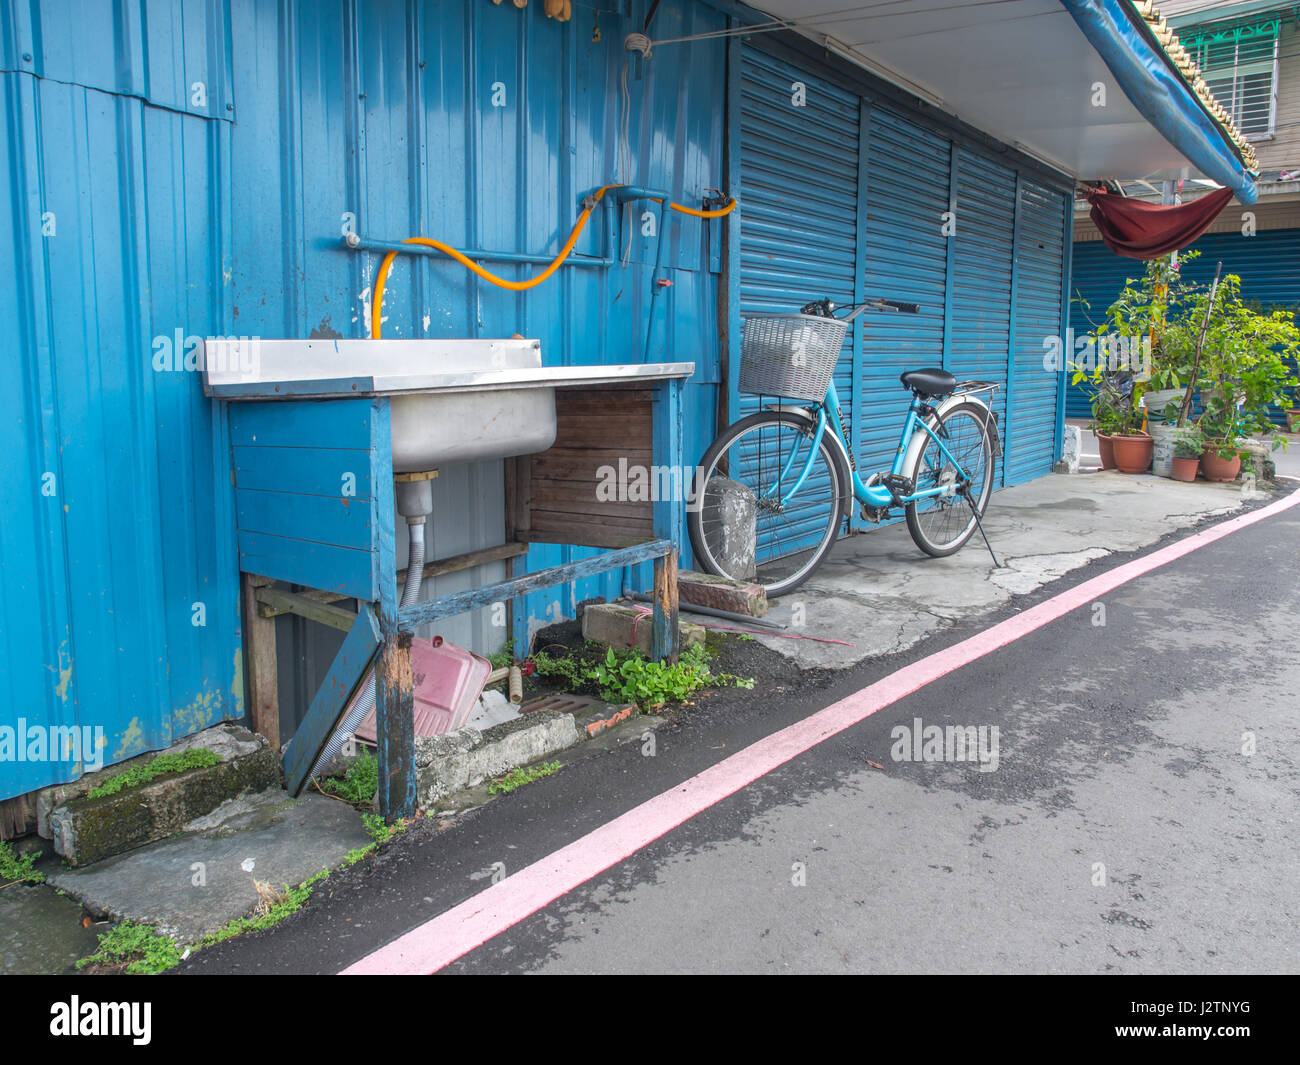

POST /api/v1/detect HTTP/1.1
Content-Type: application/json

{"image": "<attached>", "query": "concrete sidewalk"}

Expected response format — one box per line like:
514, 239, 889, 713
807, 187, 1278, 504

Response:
719, 467, 1286, 671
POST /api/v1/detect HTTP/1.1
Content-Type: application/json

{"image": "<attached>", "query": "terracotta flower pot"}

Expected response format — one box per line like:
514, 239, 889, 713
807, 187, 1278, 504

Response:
1096, 432, 1117, 470
1170, 455, 1199, 482
1111, 432, 1153, 474
1200, 448, 1241, 483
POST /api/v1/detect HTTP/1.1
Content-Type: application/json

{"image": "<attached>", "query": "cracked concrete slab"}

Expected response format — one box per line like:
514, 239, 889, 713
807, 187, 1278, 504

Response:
47, 789, 370, 946
722, 470, 1267, 671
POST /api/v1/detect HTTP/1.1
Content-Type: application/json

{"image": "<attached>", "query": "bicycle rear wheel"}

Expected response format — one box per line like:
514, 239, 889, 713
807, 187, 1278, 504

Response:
904, 401, 995, 557
689, 411, 851, 598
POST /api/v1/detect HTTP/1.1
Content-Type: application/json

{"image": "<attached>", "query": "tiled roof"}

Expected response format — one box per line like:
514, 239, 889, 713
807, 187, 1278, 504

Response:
1131, 0, 1260, 173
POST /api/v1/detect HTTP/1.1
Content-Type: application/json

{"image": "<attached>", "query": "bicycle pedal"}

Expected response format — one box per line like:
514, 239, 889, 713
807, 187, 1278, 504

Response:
882, 474, 913, 507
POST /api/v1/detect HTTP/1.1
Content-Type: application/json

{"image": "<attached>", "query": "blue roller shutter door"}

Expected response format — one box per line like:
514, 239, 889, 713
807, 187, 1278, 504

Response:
1008, 180, 1069, 483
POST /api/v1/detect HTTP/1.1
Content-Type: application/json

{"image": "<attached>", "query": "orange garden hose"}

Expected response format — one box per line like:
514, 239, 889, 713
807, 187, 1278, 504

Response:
369, 186, 736, 338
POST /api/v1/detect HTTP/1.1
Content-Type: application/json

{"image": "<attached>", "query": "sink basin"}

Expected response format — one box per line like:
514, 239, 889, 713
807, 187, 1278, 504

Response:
204, 337, 556, 471
203, 336, 694, 471
389, 386, 556, 472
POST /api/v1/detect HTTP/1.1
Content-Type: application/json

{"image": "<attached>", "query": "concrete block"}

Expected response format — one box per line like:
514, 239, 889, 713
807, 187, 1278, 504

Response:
49, 737, 280, 867
581, 603, 706, 655
701, 476, 756, 578
36, 723, 267, 839
1239, 440, 1276, 482
415, 709, 580, 807
679, 569, 767, 617
1053, 424, 1081, 474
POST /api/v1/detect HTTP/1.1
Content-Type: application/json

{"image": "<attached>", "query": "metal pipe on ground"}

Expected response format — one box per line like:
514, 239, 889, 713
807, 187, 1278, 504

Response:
621, 589, 787, 630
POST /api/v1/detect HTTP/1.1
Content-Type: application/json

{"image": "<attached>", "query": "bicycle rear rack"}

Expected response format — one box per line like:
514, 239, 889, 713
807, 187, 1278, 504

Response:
953, 380, 1000, 397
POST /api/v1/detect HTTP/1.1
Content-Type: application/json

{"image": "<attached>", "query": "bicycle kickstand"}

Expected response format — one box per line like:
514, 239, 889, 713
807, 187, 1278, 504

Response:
961, 488, 1002, 568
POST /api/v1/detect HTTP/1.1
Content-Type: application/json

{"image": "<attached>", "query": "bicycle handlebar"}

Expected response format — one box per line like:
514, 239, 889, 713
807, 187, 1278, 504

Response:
799, 297, 921, 320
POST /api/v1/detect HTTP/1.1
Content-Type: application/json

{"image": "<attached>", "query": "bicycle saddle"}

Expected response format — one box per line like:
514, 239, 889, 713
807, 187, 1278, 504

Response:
900, 368, 957, 396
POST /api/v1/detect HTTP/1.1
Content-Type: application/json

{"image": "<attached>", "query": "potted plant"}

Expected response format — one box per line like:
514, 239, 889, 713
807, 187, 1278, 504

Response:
1081, 370, 1136, 471
1100, 372, 1152, 474
1186, 274, 1300, 481
1170, 429, 1202, 482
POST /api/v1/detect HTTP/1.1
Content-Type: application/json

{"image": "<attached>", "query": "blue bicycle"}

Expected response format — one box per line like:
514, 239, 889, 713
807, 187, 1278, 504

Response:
689, 297, 1002, 597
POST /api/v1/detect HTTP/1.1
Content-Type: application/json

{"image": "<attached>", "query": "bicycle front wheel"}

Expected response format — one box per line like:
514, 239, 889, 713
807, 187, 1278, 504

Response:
905, 401, 995, 557
689, 411, 851, 598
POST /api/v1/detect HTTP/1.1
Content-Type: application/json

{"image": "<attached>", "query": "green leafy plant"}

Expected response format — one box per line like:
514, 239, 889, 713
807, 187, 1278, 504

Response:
318, 751, 379, 805
1188, 273, 1299, 455
86, 748, 221, 800
586, 644, 753, 708
361, 813, 408, 845
487, 639, 516, 670
1078, 253, 1299, 451
489, 760, 562, 795
1173, 427, 1205, 460
200, 868, 332, 947
530, 649, 587, 688
0, 840, 43, 883
77, 921, 183, 975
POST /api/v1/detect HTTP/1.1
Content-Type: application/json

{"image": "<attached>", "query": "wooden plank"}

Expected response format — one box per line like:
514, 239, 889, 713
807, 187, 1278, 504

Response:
554, 396, 652, 416
237, 530, 375, 601
520, 527, 652, 550
532, 450, 651, 482
255, 585, 358, 631
228, 397, 375, 450
528, 510, 655, 540
557, 387, 655, 403
397, 541, 529, 583
236, 487, 371, 550
397, 539, 673, 630
374, 634, 417, 821
371, 399, 399, 630
1, 793, 37, 841
241, 574, 280, 749
233, 444, 373, 499
652, 376, 686, 543
528, 483, 654, 520
651, 548, 680, 664
283, 606, 383, 796
550, 419, 652, 449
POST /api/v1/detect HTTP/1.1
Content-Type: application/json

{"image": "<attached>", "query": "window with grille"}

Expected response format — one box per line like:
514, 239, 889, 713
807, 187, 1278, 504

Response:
1183, 19, 1281, 140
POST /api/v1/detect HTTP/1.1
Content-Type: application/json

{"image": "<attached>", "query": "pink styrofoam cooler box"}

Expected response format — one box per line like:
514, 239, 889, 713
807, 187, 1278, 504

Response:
354, 636, 491, 742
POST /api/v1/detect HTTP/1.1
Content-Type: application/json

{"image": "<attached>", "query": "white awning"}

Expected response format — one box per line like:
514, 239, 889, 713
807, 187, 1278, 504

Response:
744, 0, 1254, 194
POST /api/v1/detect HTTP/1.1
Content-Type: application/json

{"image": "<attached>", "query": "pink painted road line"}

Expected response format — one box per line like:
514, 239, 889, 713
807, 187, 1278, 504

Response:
342, 486, 1300, 975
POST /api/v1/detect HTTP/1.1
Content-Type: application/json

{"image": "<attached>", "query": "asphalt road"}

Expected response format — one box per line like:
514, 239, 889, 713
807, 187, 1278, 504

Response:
184, 491, 1300, 975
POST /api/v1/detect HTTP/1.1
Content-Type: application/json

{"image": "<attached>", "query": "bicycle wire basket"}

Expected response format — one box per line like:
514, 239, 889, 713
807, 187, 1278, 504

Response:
739, 312, 849, 402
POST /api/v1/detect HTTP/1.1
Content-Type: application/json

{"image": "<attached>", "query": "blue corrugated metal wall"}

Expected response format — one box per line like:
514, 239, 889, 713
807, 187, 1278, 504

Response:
2, 0, 735, 796
1, 0, 242, 800
1067, 228, 1300, 418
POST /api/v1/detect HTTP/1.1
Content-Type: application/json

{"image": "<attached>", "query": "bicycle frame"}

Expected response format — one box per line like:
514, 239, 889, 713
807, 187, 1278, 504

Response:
771, 379, 972, 510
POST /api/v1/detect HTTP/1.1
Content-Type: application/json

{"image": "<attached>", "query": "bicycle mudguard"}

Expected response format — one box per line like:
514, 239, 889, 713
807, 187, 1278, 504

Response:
760, 403, 856, 515
761, 403, 856, 470
901, 394, 1001, 476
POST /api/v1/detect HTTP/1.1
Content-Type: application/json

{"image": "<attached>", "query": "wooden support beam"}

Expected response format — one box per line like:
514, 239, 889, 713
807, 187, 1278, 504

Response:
374, 634, 417, 821
395, 540, 529, 584
241, 573, 280, 749
396, 538, 674, 632
255, 585, 358, 632
282, 606, 383, 797
651, 548, 680, 664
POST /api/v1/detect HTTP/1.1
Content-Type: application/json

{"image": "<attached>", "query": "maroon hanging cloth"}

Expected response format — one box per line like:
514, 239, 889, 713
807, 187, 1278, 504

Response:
1085, 186, 1234, 259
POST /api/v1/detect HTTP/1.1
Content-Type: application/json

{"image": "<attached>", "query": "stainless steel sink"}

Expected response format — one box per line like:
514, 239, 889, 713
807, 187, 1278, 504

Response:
388, 384, 556, 472
203, 336, 693, 472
